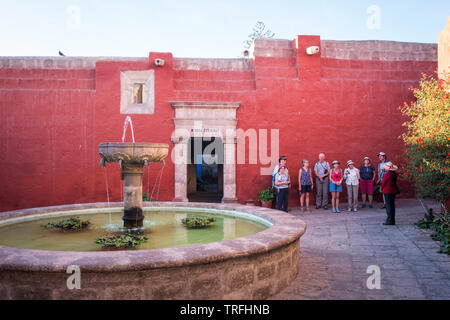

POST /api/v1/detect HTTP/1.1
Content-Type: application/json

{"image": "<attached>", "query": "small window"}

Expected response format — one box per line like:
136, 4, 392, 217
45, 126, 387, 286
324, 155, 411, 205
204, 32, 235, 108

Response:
133, 83, 145, 104
120, 70, 154, 114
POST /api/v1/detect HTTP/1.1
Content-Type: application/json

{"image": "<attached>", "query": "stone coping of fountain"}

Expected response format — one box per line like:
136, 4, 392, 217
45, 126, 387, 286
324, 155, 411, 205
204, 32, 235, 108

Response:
99, 142, 169, 162
99, 142, 169, 148
0, 202, 306, 273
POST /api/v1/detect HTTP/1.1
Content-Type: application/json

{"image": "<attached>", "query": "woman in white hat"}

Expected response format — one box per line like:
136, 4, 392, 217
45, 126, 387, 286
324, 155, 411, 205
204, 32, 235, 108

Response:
344, 160, 360, 212
359, 157, 375, 208
381, 161, 399, 225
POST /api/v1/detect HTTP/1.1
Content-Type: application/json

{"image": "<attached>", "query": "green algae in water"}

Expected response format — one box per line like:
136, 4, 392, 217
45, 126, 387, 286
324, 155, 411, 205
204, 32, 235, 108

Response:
95, 232, 149, 249
45, 217, 90, 232
0, 210, 267, 252
181, 215, 216, 228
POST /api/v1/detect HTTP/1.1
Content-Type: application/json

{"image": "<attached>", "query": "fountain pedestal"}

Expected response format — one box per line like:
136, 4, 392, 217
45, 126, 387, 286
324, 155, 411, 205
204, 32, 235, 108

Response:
122, 164, 145, 228
99, 142, 169, 229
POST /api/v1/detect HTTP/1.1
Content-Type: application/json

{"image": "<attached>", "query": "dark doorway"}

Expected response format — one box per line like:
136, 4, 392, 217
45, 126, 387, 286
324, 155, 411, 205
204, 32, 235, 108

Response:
187, 137, 223, 202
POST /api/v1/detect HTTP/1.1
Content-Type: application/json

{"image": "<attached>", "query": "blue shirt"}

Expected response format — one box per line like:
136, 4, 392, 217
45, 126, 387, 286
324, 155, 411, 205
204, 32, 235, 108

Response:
359, 165, 375, 180
314, 161, 330, 176
378, 161, 388, 182
300, 168, 312, 186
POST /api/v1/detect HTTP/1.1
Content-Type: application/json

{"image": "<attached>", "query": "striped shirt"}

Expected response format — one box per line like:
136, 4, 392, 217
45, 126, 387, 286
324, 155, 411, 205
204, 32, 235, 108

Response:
275, 173, 289, 189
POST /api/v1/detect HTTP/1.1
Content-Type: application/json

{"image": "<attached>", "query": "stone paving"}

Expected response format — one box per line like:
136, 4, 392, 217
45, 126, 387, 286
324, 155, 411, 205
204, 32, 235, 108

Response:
271, 199, 450, 300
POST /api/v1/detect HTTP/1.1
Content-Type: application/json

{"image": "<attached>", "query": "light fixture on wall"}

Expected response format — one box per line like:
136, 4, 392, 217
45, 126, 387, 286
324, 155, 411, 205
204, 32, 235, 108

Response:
154, 58, 165, 67
306, 46, 320, 55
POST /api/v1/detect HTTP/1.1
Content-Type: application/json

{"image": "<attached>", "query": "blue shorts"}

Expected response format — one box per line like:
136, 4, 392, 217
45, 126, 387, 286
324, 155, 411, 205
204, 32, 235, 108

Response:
330, 182, 342, 192
298, 185, 312, 194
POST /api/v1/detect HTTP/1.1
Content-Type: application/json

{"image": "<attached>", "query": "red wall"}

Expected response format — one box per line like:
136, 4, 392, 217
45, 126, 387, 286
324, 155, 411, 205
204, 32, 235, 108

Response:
0, 36, 437, 211
0, 68, 96, 210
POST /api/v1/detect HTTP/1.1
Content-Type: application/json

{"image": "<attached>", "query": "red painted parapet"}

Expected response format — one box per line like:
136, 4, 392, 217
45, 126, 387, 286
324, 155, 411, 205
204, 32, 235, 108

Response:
294, 35, 321, 80
149, 52, 174, 69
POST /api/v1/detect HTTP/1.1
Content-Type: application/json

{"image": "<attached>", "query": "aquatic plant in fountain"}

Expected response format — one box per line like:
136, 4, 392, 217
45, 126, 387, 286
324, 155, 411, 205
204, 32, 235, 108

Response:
142, 192, 154, 202
181, 216, 216, 229
45, 217, 90, 232
95, 232, 149, 249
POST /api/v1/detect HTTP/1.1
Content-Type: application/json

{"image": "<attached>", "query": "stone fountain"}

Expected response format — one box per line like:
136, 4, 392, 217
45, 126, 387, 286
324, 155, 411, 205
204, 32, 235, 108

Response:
0, 134, 305, 300
99, 142, 169, 229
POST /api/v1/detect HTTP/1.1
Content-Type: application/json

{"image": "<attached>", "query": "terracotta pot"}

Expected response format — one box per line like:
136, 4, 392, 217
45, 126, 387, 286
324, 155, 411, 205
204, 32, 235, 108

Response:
261, 200, 273, 208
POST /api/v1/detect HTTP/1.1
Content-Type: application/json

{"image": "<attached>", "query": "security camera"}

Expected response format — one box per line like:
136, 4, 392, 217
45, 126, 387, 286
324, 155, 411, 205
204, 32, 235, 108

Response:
306, 46, 320, 55
154, 58, 165, 67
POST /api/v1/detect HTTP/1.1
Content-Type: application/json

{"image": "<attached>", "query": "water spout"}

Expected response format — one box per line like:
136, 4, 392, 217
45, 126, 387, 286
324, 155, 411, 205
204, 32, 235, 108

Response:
122, 116, 135, 143
102, 166, 112, 225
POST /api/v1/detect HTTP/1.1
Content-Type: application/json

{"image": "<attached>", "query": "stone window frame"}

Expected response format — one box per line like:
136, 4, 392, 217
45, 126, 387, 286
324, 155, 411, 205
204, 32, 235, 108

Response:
120, 70, 155, 114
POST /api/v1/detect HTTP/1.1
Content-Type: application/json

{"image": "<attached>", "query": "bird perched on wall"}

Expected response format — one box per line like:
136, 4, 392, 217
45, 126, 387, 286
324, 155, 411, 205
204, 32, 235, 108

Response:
58, 51, 65, 56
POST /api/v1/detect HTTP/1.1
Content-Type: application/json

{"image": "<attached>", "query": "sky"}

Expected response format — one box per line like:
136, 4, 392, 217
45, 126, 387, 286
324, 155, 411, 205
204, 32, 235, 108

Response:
0, 0, 449, 58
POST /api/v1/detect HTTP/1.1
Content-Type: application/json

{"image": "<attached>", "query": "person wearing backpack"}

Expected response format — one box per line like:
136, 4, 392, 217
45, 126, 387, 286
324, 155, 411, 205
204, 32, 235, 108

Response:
272, 155, 288, 187
314, 153, 330, 210
274, 164, 290, 212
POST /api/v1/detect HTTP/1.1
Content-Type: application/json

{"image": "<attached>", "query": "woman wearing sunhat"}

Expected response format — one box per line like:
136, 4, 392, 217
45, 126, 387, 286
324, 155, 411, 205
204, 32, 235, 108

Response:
359, 157, 375, 208
344, 160, 360, 212
274, 164, 290, 212
329, 160, 343, 213
381, 161, 399, 225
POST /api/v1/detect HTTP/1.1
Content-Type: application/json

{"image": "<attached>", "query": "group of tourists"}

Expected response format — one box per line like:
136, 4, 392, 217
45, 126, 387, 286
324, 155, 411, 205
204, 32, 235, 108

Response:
272, 152, 400, 226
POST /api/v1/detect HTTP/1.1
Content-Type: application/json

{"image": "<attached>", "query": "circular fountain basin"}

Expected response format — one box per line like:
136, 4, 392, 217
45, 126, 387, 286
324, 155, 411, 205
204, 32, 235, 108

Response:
0, 208, 268, 251
0, 202, 306, 300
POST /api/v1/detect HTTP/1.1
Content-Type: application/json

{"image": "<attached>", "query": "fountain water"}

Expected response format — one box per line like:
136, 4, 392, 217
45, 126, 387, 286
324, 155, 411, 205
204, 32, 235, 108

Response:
149, 160, 165, 201
122, 116, 135, 143
101, 165, 112, 225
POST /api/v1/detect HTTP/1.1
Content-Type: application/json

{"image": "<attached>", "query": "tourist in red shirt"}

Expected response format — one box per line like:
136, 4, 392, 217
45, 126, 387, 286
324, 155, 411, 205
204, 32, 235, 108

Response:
381, 161, 399, 225
328, 160, 343, 213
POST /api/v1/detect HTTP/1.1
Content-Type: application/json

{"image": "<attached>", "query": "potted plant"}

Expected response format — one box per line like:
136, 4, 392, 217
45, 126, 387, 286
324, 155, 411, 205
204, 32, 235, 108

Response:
259, 187, 275, 208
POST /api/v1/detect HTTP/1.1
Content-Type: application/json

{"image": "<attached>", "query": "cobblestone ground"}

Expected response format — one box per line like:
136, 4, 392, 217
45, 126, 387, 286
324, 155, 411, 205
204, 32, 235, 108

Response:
270, 199, 450, 300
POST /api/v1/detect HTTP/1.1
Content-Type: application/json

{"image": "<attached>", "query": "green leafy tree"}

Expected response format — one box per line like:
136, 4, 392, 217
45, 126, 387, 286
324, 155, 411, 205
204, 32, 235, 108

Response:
400, 73, 450, 212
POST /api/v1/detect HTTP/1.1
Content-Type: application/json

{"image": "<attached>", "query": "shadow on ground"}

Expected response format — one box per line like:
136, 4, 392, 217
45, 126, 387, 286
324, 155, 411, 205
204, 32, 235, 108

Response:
270, 199, 450, 300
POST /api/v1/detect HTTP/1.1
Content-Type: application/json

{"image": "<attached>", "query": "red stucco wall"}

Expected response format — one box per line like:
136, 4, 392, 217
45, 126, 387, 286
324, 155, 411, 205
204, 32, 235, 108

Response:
0, 36, 437, 211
